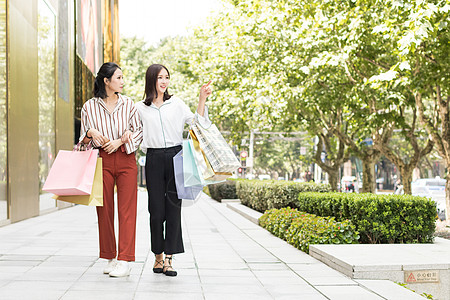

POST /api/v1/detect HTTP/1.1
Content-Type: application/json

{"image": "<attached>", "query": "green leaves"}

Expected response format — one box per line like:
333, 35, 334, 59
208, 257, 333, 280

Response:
259, 207, 359, 253
237, 180, 331, 212
297, 192, 436, 243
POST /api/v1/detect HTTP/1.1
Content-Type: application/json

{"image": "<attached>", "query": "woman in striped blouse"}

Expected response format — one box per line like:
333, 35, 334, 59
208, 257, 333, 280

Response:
80, 62, 143, 277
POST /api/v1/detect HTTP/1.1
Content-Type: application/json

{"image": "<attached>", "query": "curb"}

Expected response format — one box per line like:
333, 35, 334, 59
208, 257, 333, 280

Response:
224, 200, 262, 225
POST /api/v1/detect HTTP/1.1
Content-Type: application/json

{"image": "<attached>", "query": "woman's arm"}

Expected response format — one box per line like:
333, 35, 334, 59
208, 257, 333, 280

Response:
80, 103, 109, 147
121, 103, 143, 154
197, 81, 212, 116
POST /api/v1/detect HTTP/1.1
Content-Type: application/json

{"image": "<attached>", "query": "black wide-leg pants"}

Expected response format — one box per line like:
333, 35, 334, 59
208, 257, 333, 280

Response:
145, 145, 184, 255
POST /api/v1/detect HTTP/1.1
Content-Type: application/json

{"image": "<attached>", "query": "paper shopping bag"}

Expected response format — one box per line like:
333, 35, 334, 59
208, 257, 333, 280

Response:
173, 150, 203, 200
43, 149, 99, 195
191, 122, 240, 173
54, 158, 103, 206
189, 130, 232, 182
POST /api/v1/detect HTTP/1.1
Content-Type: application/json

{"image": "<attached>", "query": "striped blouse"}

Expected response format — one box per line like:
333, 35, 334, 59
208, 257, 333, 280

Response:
79, 94, 143, 154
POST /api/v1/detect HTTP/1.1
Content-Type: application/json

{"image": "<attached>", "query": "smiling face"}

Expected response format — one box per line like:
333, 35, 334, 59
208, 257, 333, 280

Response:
104, 68, 124, 94
156, 68, 170, 96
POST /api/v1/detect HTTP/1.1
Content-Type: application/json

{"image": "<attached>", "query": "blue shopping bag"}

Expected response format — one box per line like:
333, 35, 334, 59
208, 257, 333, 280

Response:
183, 138, 228, 187
183, 140, 204, 187
173, 149, 203, 200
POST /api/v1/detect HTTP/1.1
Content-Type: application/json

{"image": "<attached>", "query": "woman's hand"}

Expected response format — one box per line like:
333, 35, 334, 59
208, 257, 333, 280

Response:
89, 129, 109, 147
121, 130, 133, 144
102, 139, 123, 154
199, 81, 212, 102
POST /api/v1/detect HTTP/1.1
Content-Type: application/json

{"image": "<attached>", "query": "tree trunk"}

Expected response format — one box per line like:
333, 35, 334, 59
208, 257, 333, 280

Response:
400, 167, 413, 195
313, 133, 348, 192
362, 158, 376, 193
327, 169, 339, 192
446, 170, 450, 221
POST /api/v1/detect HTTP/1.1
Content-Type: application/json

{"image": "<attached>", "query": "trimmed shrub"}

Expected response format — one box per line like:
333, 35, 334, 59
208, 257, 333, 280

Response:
237, 180, 331, 212
259, 207, 359, 253
208, 179, 238, 201
297, 192, 436, 244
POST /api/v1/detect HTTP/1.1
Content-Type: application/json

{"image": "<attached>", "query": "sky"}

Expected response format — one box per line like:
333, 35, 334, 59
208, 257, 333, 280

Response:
119, 0, 225, 46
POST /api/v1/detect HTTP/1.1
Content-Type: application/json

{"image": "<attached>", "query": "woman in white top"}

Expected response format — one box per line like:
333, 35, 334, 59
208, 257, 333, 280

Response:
135, 64, 211, 276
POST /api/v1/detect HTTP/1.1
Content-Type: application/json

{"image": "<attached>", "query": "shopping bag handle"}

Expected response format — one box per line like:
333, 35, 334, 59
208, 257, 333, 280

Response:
190, 117, 213, 130
73, 141, 93, 152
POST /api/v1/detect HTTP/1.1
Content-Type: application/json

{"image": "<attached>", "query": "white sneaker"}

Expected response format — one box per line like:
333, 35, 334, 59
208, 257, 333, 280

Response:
109, 260, 131, 277
103, 259, 117, 274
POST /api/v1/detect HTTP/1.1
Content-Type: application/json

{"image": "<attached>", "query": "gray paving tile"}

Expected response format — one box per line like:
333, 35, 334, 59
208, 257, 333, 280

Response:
0, 260, 42, 267
273, 295, 328, 300
0, 265, 35, 273
134, 292, 204, 300
46, 255, 98, 262
316, 285, 384, 300
196, 261, 248, 269
301, 275, 357, 286
252, 270, 300, 278
355, 279, 425, 300
201, 283, 268, 294
60, 290, 133, 300
204, 293, 273, 300
198, 269, 255, 278
0, 289, 66, 300
140, 274, 201, 284
136, 282, 203, 293
0, 254, 49, 261
263, 283, 319, 295
1, 280, 73, 291
69, 280, 139, 291
257, 275, 309, 285
199, 275, 261, 285
38, 260, 94, 267
247, 262, 290, 270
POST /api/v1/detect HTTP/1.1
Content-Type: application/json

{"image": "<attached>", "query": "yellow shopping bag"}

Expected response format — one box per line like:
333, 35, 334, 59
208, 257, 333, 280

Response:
54, 158, 103, 206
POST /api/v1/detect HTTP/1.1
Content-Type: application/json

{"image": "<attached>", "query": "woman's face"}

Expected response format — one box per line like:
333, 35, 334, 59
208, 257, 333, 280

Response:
105, 68, 124, 94
156, 68, 170, 96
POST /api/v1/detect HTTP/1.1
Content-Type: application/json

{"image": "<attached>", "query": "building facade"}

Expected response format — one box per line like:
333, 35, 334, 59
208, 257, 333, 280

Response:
0, 0, 119, 226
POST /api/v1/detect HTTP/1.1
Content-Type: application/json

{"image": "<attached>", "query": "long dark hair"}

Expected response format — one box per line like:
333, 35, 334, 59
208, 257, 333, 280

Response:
143, 64, 172, 106
94, 62, 121, 99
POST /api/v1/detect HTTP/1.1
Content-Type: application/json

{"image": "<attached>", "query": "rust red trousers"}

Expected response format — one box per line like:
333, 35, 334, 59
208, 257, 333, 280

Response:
96, 148, 138, 261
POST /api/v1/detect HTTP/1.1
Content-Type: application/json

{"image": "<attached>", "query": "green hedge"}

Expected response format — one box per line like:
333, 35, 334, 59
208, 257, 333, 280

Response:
208, 179, 238, 201
237, 180, 331, 212
296, 192, 436, 244
259, 207, 359, 253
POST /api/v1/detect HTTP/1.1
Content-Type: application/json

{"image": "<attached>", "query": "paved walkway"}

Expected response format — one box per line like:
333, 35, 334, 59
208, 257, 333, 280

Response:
0, 191, 422, 299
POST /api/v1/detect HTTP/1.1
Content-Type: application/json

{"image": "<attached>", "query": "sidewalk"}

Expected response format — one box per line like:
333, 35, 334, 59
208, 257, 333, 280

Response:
0, 191, 422, 300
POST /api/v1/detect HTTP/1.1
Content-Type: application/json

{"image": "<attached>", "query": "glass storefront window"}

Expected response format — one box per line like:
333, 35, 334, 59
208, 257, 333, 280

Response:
0, 0, 7, 222
38, 0, 56, 212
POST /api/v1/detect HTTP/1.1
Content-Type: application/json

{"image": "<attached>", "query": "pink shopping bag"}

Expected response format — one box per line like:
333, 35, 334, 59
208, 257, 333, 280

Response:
42, 149, 99, 195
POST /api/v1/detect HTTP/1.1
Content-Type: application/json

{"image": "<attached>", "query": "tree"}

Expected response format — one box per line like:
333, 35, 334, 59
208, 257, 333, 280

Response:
142, 0, 448, 197
375, 106, 434, 194
361, 0, 449, 215
120, 36, 153, 102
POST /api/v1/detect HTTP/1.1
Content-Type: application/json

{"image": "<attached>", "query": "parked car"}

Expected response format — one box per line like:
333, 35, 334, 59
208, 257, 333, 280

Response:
258, 174, 271, 180
245, 174, 256, 180
411, 177, 446, 220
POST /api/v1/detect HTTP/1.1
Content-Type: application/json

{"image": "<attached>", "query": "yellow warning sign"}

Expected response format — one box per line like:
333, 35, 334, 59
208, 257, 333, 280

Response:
405, 270, 439, 283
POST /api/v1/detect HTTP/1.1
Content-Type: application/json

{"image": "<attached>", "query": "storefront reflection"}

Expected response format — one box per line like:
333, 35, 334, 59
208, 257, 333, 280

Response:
38, 0, 56, 213
0, 0, 7, 222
